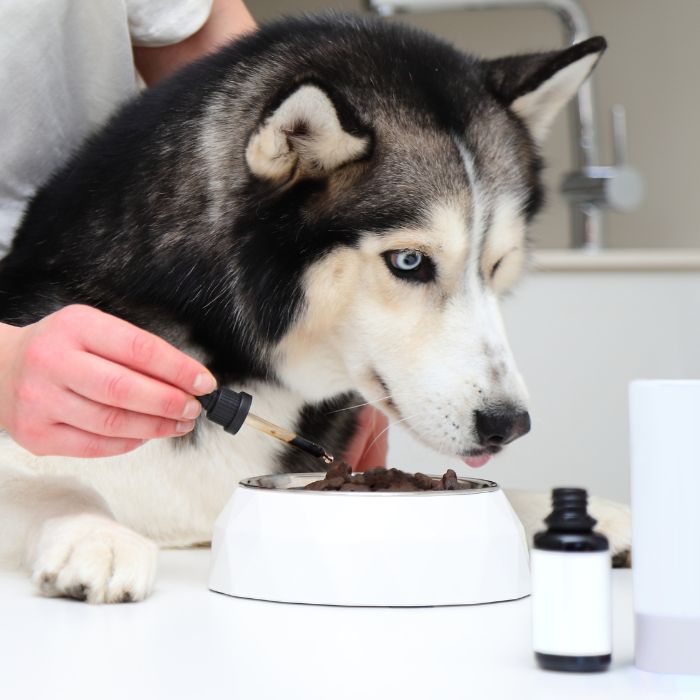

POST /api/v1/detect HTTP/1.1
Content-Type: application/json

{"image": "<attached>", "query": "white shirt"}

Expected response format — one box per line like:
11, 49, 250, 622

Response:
0, 0, 213, 255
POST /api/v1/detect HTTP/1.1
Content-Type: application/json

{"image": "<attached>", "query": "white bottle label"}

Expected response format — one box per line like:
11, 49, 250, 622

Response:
531, 549, 611, 656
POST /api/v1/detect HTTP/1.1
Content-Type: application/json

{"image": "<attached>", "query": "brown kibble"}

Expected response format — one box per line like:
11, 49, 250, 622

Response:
362, 467, 393, 488
441, 468, 459, 490
392, 482, 422, 491
339, 483, 371, 492
304, 466, 467, 492
413, 473, 435, 490
326, 461, 352, 481
304, 479, 329, 491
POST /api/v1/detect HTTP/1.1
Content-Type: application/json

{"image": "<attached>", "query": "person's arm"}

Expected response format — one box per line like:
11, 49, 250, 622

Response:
133, 0, 256, 86
0, 306, 216, 458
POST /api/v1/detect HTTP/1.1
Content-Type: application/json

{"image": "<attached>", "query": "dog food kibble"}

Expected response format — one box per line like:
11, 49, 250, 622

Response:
441, 469, 460, 490
304, 465, 472, 491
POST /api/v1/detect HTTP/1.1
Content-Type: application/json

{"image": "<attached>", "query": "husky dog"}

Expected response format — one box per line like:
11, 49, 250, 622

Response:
0, 15, 629, 603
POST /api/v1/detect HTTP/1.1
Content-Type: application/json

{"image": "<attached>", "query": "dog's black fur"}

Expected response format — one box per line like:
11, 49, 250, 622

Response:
0, 14, 603, 466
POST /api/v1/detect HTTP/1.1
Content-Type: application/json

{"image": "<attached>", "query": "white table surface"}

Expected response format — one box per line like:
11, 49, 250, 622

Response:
1, 550, 698, 700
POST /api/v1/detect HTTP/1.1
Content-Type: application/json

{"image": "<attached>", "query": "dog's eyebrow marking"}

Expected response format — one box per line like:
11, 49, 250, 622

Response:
453, 137, 489, 285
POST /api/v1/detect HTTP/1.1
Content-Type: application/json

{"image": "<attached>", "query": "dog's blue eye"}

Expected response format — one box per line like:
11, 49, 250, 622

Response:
382, 249, 435, 283
392, 250, 422, 270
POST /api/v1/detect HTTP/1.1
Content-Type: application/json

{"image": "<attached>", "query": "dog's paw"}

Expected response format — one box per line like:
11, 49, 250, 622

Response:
505, 489, 632, 567
32, 514, 158, 603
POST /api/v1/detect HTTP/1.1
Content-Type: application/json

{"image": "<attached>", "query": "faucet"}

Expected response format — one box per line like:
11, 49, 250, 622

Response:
367, 0, 644, 251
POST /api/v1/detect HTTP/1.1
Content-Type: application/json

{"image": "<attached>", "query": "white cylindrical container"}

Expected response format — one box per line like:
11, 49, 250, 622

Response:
630, 380, 700, 674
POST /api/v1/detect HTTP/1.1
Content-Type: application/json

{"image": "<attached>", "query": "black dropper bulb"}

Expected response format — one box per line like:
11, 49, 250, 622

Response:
196, 388, 252, 435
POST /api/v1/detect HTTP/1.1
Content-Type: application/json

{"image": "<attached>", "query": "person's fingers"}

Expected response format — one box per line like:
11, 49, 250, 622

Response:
59, 306, 216, 395
35, 424, 145, 459
343, 406, 390, 471
60, 351, 203, 421
55, 389, 195, 439
356, 408, 390, 471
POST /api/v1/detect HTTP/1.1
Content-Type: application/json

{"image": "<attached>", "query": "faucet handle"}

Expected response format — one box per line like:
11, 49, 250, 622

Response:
608, 103, 644, 211
611, 104, 628, 166
562, 104, 644, 213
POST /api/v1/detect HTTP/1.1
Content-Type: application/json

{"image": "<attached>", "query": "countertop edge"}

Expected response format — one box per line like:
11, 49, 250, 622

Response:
532, 248, 700, 272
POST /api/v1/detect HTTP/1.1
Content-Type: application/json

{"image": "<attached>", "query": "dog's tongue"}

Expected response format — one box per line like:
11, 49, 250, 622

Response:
463, 454, 491, 468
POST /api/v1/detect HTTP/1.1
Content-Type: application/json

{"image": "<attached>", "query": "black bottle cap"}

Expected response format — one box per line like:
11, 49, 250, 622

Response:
545, 487, 597, 531
196, 388, 252, 435
534, 487, 609, 552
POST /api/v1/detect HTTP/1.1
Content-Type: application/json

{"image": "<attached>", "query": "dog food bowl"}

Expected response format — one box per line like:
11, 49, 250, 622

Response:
208, 473, 530, 606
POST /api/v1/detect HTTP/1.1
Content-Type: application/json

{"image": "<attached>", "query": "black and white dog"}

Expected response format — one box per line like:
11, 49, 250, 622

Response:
0, 14, 630, 603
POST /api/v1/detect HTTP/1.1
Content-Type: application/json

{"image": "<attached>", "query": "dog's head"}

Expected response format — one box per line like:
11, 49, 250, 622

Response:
234, 18, 605, 463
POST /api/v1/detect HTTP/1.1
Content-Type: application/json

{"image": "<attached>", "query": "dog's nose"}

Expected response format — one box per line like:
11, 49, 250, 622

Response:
475, 408, 531, 448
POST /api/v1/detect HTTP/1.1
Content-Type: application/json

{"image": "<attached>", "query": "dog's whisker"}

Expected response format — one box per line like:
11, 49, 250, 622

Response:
327, 394, 395, 414
327, 390, 415, 415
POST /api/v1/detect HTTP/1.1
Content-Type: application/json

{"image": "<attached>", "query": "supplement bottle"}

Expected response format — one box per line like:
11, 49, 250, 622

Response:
531, 487, 611, 672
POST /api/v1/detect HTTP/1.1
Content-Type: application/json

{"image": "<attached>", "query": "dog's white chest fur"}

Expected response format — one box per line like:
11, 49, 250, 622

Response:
0, 382, 308, 547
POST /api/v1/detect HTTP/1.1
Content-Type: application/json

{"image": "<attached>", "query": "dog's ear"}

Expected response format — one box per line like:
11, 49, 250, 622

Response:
484, 37, 606, 143
246, 83, 371, 183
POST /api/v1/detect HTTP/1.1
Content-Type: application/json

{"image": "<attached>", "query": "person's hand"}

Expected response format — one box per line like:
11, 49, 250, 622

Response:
0, 305, 217, 458
342, 406, 389, 471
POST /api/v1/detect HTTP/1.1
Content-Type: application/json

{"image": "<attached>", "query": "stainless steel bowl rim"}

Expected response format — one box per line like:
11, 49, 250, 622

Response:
239, 472, 499, 496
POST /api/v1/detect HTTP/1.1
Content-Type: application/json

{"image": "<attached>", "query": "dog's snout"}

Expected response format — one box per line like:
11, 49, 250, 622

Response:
475, 408, 531, 447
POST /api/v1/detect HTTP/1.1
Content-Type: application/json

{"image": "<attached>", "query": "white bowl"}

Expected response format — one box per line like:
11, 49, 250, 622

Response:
208, 473, 530, 607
